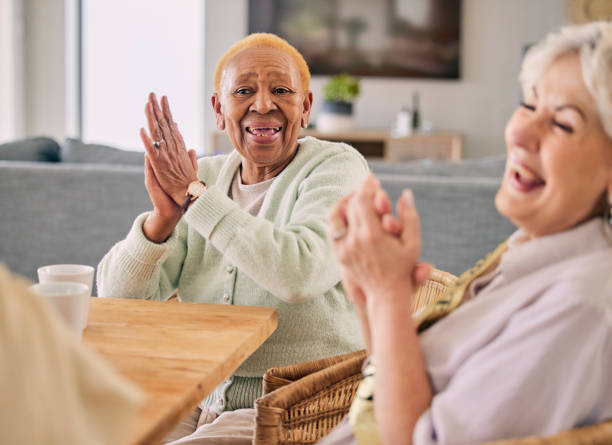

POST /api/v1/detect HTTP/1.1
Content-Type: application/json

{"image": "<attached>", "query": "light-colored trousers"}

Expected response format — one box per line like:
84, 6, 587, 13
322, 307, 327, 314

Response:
164, 407, 255, 445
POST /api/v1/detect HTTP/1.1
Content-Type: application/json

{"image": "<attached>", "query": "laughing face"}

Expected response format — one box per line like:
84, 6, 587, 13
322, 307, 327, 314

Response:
495, 52, 612, 239
212, 46, 313, 184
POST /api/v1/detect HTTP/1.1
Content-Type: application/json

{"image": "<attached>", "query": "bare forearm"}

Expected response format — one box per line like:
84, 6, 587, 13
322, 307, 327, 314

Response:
369, 294, 432, 445
142, 211, 181, 243
355, 303, 373, 354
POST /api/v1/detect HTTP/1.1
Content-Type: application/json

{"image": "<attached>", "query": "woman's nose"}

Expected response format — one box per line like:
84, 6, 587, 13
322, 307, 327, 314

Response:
250, 90, 277, 114
505, 111, 541, 153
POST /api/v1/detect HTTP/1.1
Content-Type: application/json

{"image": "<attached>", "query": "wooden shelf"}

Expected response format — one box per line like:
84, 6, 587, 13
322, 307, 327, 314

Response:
211, 129, 463, 161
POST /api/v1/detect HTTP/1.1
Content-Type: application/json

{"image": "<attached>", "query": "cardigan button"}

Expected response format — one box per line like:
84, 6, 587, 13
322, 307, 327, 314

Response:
226, 266, 234, 274
223, 293, 230, 302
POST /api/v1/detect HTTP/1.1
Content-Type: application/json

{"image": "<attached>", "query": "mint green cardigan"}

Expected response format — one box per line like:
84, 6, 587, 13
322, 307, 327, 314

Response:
97, 137, 368, 410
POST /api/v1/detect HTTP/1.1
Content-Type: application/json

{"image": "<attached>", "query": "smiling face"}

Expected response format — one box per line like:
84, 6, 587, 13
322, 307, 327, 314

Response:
212, 46, 313, 183
495, 52, 612, 239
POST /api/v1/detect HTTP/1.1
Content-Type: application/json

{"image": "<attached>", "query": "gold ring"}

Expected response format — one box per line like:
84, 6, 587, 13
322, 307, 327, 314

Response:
332, 226, 348, 241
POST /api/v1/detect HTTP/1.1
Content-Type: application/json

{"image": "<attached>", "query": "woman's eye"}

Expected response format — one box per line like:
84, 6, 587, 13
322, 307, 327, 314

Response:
274, 87, 291, 94
553, 121, 574, 133
520, 101, 535, 111
235, 88, 251, 95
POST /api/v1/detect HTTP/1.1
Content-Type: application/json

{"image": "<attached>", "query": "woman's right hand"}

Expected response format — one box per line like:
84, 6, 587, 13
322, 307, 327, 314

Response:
141, 154, 183, 243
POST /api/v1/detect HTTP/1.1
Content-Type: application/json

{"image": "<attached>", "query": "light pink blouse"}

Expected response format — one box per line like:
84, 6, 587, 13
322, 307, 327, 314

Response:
414, 218, 612, 444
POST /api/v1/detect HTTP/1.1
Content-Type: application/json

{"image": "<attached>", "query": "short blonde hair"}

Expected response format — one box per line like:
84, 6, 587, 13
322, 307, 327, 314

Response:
213, 33, 311, 93
520, 21, 612, 138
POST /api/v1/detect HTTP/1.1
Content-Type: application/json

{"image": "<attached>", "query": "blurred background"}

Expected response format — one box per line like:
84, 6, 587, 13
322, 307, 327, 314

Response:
0, 0, 599, 157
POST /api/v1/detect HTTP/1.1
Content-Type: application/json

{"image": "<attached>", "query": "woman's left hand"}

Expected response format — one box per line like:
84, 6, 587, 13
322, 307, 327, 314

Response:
141, 93, 198, 206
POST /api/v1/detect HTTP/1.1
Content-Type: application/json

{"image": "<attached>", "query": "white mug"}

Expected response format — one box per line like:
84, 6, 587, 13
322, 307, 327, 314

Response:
28, 282, 90, 338
37, 264, 94, 293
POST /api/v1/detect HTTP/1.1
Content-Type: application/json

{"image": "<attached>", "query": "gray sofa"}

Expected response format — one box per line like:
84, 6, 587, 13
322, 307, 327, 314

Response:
0, 137, 515, 295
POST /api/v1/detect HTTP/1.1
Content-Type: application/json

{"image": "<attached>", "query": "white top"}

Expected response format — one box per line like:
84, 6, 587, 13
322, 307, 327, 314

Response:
230, 170, 275, 216
414, 218, 612, 444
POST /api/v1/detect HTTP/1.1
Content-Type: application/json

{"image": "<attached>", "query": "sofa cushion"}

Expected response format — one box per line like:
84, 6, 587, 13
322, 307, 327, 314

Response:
368, 155, 507, 179
0, 137, 61, 162
61, 138, 144, 165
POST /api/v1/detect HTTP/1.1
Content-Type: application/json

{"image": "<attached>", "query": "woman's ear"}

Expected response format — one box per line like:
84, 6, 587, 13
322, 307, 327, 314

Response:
211, 94, 225, 130
301, 91, 314, 128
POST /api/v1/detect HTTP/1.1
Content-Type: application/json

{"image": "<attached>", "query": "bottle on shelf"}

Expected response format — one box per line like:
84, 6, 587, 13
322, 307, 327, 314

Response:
411, 92, 421, 133
392, 106, 412, 137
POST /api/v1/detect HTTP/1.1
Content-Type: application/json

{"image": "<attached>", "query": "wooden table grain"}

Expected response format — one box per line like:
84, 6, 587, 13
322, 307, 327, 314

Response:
83, 297, 278, 445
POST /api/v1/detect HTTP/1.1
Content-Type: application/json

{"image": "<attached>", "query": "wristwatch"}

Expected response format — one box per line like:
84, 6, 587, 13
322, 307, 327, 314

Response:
181, 180, 207, 212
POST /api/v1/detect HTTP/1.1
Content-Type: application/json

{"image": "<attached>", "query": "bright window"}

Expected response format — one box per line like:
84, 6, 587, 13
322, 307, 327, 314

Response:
81, 0, 204, 151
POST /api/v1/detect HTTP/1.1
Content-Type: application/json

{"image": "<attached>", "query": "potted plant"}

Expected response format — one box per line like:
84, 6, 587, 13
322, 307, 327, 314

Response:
317, 73, 360, 133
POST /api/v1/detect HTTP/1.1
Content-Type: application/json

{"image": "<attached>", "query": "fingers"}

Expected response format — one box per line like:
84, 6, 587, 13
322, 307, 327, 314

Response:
381, 213, 402, 236
144, 155, 156, 190
148, 93, 176, 153
161, 95, 175, 123
412, 262, 432, 287
140, 127, 157, 158
145, 100, 163, 144
345, 174, 382, 232
397, 189, 421, 244
161, 95, 183, 151
188, 149, 197, 170
327, 192, 353, 243
373, 188, 392, 217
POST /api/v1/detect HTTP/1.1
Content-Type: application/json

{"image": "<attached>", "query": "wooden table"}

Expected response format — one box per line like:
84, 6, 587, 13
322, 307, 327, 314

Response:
83, 297, 278, 445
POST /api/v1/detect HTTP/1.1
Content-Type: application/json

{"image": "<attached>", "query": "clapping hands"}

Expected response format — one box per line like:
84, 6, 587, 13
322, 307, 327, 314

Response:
140, 93, 199, 242
327, 174, 431, 312
140, 93, 199, 210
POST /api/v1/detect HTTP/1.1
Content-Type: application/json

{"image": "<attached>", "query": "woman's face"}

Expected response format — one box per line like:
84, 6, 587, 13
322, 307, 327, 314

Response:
495, 52, 612, 238
212, 47, 312, 181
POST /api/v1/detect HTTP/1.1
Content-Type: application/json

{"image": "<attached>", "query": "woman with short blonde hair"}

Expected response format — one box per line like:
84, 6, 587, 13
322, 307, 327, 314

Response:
98, 33, 368, 444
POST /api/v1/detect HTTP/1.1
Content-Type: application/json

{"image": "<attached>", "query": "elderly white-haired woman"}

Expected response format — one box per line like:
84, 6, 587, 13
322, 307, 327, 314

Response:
97, 33, 367, 444
324, 21, 612, 445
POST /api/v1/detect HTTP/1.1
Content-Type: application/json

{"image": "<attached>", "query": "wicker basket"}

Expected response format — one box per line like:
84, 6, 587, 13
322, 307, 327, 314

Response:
487, 420, 612, 444
254, 268, 612, 445
254, 269, 456, 445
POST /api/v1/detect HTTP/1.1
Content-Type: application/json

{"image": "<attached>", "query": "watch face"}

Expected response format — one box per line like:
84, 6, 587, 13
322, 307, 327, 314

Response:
188, 181, 207, 197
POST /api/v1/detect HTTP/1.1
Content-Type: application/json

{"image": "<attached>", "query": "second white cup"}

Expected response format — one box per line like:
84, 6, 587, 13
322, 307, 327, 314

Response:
38, 264, 94, 327
29, 282, 90, 338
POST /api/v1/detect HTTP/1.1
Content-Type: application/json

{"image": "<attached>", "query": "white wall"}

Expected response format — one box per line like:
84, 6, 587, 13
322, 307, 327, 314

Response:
22, 0, 66, 141
203, 0, 567, 158
0, 0, 24, 142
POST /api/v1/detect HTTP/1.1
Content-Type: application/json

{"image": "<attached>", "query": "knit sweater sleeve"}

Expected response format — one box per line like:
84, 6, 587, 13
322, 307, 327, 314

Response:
96, 212, 187, 300
184, 148, 368, 303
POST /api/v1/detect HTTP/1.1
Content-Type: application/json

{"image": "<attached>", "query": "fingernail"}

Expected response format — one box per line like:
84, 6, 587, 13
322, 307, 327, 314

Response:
403, 190, 414, 205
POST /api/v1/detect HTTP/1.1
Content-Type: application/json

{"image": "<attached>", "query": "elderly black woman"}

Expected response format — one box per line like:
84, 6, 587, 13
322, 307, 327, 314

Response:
323, 21, 612, 445
97, 33, 368, 444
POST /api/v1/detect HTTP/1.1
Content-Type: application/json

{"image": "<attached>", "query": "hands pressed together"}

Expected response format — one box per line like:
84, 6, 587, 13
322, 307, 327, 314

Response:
140, 93, 199, 243
328, 175, 434, 443
327, 173, 431, 316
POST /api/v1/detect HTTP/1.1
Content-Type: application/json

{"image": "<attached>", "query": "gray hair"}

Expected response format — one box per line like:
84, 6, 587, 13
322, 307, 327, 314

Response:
519, 21, 612, 138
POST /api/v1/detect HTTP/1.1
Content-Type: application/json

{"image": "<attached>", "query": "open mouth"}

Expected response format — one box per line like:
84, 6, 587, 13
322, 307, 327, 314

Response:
510, 161, 545, 190
246, 126, 282, 137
